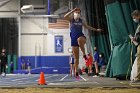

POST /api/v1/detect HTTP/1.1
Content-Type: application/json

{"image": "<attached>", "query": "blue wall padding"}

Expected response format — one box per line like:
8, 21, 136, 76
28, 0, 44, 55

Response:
14, 56, 70, 74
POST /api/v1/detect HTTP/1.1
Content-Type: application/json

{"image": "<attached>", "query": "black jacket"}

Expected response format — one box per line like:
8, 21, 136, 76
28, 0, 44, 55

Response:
0, 53, 7, 65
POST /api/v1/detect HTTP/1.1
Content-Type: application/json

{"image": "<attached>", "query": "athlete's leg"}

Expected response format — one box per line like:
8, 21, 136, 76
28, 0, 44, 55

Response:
77, 36, 87, 59
89, 65, 93, 73
72, 64, 75, 76
0, 64, 3, 75
72, 46, 79, 76
95, 62, 99, 75
70, 64, 72, 76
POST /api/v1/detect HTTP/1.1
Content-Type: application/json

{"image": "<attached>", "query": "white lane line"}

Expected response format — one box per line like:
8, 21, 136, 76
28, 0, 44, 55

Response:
0, 75, 31, 80
35, 74, 59, 81
79, 75, 87, 81
48, 83, 65, 85
60, 74, 68, 81
11, 75, 40, 81
12, 74, 56, 82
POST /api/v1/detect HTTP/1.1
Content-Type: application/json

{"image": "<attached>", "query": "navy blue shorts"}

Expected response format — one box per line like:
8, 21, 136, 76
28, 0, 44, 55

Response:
70, 35, 86, 47
70, 62, 74, 64
70, 58, 74, 64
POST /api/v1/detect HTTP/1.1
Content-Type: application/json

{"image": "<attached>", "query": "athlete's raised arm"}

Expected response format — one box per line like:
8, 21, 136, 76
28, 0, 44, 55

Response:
83, 22, 102, 32
64, 8, 80, 21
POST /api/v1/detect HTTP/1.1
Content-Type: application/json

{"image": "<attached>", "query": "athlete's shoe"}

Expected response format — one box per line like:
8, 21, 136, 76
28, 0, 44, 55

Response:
76, 72, 79, 80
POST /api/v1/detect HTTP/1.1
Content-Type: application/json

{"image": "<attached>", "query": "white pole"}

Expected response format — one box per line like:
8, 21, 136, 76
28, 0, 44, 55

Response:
39, 44, 41, 56
18, 0, 21, 60
42, 17, 44, 55
35, 43, 37, 68
17, 0, 21, 70
18, 16, 21, 57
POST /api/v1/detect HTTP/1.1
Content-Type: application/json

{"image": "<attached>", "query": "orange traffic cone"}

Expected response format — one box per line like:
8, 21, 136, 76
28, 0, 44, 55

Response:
38, 72, 46, 85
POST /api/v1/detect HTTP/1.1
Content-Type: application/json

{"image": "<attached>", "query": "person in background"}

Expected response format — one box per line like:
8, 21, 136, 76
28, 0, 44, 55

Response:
64, 8, 102, 79
98, 53, 106, 73
10, 61, 14, 73
81, 66, 86, 75
131, 10, 140, 82
21, 58, 26, 70
27, 59, 31, 74
69, 51, 75, 77
86, 53, 93, 76
0, 48, 7, 77
93, 47, 99, 77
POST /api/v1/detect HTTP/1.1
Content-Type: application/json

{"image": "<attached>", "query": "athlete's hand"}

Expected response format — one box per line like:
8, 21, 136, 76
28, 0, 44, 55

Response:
97, 29, 103, 32
72, 8, 77, 12
73, 8, 80, 12
74, 8, 77, 10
